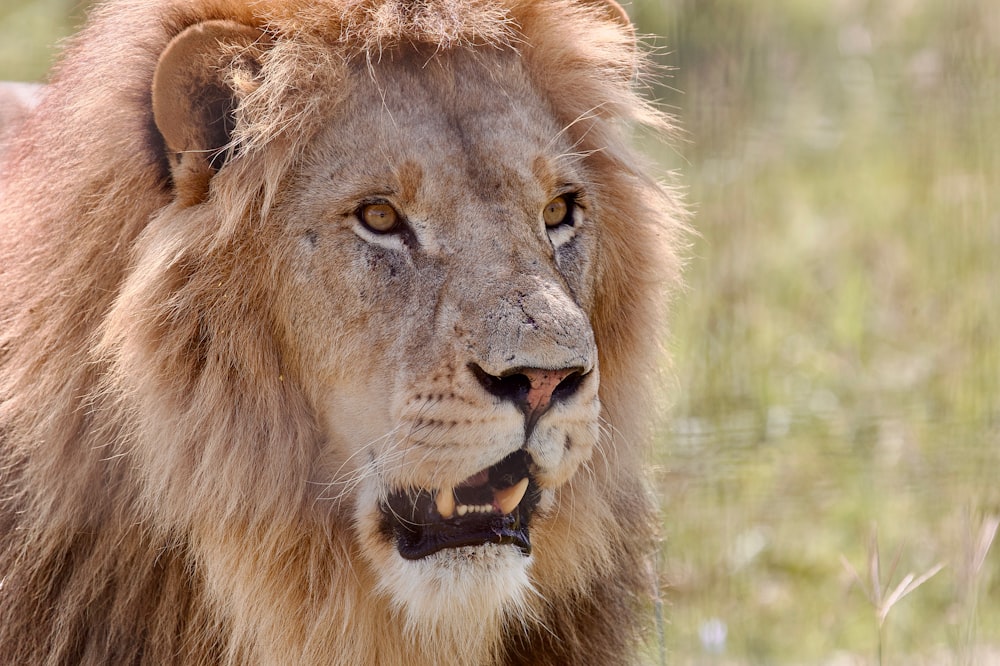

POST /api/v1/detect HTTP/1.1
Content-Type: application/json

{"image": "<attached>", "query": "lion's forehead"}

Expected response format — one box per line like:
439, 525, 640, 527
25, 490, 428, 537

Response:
303, 49, 575, 203
351, 48, 548, 131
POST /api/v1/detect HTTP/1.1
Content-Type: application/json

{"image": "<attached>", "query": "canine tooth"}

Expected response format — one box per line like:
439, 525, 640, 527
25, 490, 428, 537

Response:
436, 487, 455, 519
494, 478, 529, 515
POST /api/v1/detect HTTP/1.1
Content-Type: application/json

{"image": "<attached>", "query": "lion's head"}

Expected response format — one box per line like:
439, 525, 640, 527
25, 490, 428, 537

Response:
0, 1, 684, 664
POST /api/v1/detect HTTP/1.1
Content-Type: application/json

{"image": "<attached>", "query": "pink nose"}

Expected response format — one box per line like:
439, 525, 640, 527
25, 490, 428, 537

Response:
519, 367, 577, 418
470, 364, 587, 433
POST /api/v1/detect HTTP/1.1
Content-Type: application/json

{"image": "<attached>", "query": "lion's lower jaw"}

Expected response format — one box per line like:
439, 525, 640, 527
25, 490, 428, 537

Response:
377, 544, 537, 656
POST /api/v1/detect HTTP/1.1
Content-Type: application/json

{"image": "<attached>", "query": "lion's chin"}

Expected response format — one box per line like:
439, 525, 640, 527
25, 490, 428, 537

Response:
377, 542, 536, 639
364, 449, 543, 639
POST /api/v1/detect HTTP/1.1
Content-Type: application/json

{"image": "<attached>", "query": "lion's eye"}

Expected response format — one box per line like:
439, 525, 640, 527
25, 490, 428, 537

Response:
543, 195, 573, 228
359, 202, 400, 234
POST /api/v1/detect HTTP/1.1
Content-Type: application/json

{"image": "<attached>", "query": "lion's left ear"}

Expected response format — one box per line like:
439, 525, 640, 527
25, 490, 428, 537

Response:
589, 0, 632, 31
152, 20, 269, 201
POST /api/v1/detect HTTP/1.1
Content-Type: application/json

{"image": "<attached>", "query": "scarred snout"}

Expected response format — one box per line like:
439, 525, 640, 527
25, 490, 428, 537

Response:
455, 250, 599, 439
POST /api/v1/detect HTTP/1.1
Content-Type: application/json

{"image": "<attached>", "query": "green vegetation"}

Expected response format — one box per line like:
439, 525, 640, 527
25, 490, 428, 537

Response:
2, 0, 998, 662
640, 1, 1000, 662
0, 0, 89, 82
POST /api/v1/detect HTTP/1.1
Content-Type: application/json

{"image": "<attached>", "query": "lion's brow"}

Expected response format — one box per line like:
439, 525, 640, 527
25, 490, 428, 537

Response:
395, 160, 424, 202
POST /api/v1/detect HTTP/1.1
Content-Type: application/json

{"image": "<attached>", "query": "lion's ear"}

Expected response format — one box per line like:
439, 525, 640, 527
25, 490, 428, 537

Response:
152, 20, 267, 200
590, 0, 633, 31
580, 0, 637, 55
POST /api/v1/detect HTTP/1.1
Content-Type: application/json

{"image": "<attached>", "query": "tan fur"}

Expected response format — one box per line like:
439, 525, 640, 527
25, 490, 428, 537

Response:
0, 1, 686, 664
0, 82, 44, 155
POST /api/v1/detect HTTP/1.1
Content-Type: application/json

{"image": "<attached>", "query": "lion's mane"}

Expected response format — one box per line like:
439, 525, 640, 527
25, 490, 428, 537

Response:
0, 1, 685, 664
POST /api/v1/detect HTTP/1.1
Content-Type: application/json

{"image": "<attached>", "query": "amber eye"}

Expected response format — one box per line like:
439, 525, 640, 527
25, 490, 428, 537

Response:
359, 202, 400, 233
543, 195, 572, 228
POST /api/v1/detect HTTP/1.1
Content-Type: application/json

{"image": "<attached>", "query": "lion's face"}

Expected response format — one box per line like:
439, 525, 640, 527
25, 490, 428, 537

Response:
270, 50, 602, 619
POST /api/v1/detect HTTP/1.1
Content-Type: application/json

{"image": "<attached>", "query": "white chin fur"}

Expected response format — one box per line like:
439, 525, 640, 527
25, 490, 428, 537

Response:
377, 544, 537, 642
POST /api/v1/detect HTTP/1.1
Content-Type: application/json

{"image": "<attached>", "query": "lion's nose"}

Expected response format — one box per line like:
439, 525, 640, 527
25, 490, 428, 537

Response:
470, 364, 587, 433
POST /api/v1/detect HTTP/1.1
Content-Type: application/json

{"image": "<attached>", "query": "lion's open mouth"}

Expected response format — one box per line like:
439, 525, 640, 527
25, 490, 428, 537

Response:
382, 450, 540, 560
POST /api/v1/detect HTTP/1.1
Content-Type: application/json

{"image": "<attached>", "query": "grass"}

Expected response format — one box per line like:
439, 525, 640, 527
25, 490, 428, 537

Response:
3, 0, 999, 663
640, 0, 1000, 662
0, 0, 88, 82
840, 526, 946, 665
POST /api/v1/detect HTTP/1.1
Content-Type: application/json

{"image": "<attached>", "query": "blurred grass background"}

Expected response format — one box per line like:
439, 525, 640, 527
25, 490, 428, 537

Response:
638, 1, 1000, 663
2, 0, 998, 663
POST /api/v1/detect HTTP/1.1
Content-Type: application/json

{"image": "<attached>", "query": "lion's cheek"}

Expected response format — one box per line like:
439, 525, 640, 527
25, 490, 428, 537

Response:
275, 255, 416, 422
527, 419, 600, 490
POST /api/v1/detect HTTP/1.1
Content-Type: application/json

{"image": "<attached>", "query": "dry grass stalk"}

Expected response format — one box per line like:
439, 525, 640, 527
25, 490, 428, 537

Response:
840, 524, 945, 664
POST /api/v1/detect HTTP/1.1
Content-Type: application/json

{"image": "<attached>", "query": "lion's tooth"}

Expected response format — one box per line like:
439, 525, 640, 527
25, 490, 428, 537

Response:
436, 487, 455, 519
494, 477, 529, 515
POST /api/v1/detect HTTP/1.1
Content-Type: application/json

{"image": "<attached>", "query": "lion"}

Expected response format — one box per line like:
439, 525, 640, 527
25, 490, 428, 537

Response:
0, 1, 685, 664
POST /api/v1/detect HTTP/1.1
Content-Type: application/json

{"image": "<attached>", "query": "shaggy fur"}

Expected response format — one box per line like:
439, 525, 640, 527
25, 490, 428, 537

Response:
0, 82, 42, 153
0, 1, 686, 664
